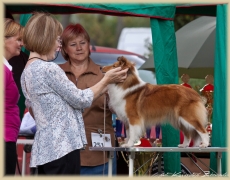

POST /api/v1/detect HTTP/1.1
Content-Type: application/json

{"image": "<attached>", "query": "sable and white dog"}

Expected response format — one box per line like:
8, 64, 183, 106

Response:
102, 56, 209, 148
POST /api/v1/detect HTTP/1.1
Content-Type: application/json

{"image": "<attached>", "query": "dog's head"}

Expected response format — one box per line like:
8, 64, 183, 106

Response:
102, 56, 141, 88
102, 56, 135, 73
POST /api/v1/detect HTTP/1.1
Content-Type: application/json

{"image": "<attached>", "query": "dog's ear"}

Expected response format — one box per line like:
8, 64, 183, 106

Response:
117, 56, 126, 62
132, 62, 136, 67
117, 56, 128, 67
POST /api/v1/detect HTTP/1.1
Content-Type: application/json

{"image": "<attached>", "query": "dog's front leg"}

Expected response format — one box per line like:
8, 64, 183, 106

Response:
124, 128, 129, 144
178, 134, 191, 148
121, 124, 142, 147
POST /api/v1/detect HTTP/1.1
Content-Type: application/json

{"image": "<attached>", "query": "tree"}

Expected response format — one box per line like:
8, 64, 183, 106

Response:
174, 14, 201, 31
65, 14, 150, 48
15, 13, 199, 49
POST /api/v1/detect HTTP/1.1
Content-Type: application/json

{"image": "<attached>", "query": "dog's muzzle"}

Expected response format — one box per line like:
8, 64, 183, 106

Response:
100, 66, 106, 74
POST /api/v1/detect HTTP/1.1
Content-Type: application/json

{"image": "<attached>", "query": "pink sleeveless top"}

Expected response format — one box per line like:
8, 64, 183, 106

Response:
4, 65, 21, 142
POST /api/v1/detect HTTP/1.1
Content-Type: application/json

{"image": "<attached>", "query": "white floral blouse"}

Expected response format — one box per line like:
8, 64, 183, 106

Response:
21, 60, 94, 167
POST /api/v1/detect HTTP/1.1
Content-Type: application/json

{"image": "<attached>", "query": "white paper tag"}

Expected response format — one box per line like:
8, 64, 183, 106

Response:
91, 132, 112, 147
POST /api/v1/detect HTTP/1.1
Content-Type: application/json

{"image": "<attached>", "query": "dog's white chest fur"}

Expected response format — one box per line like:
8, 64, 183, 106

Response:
107, 68, 146, 124
108, 84, 128, 122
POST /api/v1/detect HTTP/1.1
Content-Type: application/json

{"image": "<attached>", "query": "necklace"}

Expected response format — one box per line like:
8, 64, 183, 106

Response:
28, 57, 47, 61
28, 49, 61, 62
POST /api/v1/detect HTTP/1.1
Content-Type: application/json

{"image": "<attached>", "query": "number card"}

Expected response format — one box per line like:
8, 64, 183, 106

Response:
91, 132, 112, 147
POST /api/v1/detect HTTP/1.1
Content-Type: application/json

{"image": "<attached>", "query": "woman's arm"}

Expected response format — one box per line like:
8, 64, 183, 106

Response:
47, 63, 127, 109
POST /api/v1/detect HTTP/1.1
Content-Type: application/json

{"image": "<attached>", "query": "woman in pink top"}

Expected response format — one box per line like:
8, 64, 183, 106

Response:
4, 18, 24, 175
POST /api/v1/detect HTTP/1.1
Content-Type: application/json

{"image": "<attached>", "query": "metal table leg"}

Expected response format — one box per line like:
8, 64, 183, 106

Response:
22, 149, 26, 176
107, 151, 114, 176
158, 153, 163, 174
216, 152, 222, 175
129, 151, 135, 177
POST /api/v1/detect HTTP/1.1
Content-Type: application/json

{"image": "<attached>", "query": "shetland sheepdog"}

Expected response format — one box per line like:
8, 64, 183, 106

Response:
102, 56, 209, 148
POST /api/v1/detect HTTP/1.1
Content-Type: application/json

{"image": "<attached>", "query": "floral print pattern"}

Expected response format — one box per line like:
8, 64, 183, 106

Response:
21, 60, 94, 167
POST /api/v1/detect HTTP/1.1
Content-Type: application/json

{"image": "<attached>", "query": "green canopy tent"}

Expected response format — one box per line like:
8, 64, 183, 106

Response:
5, 3, 227, 175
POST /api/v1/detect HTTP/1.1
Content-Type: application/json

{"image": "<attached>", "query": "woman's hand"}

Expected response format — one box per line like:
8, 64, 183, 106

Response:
103, 67, 128, 84
90, 67, 128, 100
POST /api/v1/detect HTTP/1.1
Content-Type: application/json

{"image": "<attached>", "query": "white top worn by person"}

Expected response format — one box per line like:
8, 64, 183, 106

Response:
21, 60, 93, 167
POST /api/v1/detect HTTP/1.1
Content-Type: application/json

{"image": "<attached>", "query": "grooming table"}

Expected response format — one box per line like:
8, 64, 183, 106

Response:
17, 135, 34, 176
89, 147, 227, 177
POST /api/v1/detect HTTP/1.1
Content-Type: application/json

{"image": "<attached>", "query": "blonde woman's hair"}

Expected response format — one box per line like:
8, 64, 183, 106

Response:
4, 18, 24, 38
23, 12, 63, 55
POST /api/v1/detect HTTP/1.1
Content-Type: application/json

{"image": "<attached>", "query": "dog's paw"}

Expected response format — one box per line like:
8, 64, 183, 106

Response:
124, 138, 129, 144
121, 143, 132, 148
178, 144, 188, 148
121, 140, 135, 147
199, 142, 208, 148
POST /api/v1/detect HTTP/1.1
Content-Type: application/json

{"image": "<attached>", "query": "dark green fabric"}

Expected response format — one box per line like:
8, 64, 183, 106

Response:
150, 18, 180, 174
210, 4, 227, 174
76, 4, 175, 19
16, 14, 32, 120
5, 3, 175, 19
19, 14, 32, 26
176, 5, 216, 16
6, 3, 219, 17
20, 14, 32, 55
18, 88, 26, 120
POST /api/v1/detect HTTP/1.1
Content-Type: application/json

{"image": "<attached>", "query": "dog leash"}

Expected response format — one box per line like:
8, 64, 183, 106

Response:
102, 94, 106, 175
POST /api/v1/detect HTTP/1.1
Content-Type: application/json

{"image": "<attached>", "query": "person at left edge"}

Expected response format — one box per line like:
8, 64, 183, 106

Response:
5, 10, 29, 120
4, 18, 23, 175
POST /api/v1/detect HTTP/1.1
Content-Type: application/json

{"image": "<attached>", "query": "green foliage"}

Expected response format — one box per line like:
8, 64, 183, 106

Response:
174, 14, 201, 31
69, 14, 117, 47
69, 14, 150, 48
134, 152, 156, 176
122, 16, 150, 27
144, 38, 153, 58
16, 13, 198, 49
16, 12, 199, 49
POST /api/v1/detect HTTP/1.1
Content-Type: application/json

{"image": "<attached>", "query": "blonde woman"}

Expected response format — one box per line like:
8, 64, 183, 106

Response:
4, 18, 24, 175
21, 12, 128, 175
